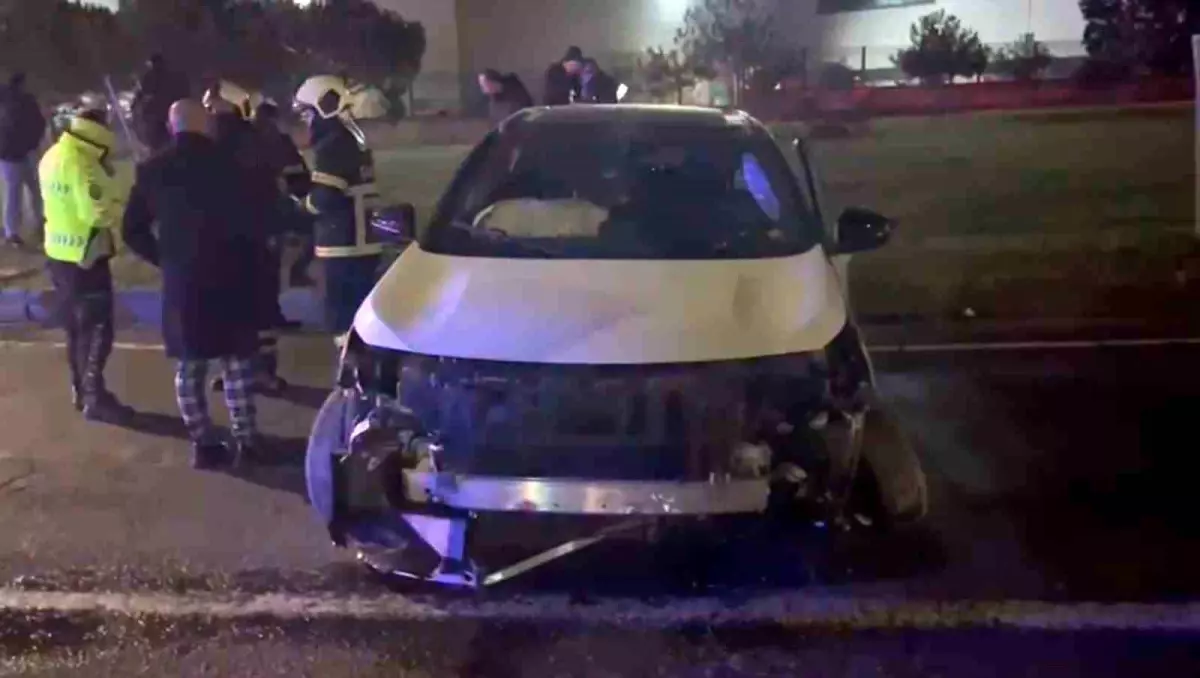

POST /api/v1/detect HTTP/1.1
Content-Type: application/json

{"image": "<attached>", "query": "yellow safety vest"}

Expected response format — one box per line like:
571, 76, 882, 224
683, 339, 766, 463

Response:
40, 117, 123, 267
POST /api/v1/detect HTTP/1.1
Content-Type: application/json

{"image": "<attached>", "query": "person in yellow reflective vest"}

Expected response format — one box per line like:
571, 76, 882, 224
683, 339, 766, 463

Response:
39, 108, 135, 423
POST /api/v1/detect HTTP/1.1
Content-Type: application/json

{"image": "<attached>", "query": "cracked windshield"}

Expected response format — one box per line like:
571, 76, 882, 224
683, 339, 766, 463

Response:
0, 0, 1196, 676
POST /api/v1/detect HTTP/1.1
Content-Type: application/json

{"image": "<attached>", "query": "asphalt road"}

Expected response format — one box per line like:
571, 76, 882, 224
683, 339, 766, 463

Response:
0, 331, 1198, 675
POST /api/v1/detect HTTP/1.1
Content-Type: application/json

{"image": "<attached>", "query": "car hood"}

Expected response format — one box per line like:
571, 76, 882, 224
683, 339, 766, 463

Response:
354, 244, 848, 365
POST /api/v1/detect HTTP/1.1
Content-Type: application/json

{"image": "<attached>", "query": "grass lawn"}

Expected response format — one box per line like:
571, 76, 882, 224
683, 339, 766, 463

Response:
3, 104, 1195, 322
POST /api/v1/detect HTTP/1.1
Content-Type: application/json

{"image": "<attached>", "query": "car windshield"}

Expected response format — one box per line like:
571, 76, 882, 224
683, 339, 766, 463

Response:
422, 118, 823, 259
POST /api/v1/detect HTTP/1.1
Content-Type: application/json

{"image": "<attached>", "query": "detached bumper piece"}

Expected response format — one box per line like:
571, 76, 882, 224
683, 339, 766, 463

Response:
402, 473, 770, 515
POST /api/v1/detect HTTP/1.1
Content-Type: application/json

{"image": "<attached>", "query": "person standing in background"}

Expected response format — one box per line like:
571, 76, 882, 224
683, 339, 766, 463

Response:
130, 54, 191, 154
0, 73, 46, 248
254, 100, 316, 290
578, 59, 619, 104
122, 100, 264, 470
39, 106, 134, 423
478, 69, 534, 124
205, 85, 290, 395
543, 46, 584, 106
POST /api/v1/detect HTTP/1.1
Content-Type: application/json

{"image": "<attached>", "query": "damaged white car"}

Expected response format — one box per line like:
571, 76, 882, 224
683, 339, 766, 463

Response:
306, 104, 927, 587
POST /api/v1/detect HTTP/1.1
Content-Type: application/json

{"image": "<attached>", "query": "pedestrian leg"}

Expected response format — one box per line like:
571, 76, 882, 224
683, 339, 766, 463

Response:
1, 161, 24, 244
48, 261, 83, 410
19, 159, 43, 240
256, 327, 287, 395
218, 354, 260, 466
65, 305, 84, 411
289, 234, 315, 287
77, 288, 133, 423
175, 358, 226, 469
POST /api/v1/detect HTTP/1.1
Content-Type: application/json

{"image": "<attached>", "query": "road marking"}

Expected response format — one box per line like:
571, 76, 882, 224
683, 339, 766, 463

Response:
0, 340, 164, 351
4, 336, 1200, 355
1, 589, 1198, 630
870, 337, 1200, 354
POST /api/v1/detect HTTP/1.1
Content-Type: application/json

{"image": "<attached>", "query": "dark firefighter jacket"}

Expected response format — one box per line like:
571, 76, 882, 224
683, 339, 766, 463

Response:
306, 118, 383, 259
120, 133, 260, 360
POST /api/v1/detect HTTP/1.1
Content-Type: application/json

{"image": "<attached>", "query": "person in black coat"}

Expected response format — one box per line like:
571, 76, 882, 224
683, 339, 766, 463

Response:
543, 46, 584, 106
478, 69, 534, 124
578, 59, 620, 104
121, 100, 264, 470
206, 89, 291, 395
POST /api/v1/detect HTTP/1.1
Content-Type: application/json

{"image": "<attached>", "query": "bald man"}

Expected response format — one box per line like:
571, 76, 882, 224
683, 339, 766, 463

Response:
122, 98, 267, 470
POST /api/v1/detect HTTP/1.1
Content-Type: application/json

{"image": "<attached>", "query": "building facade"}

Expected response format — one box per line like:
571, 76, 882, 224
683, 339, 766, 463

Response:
376, 0, 1087, 112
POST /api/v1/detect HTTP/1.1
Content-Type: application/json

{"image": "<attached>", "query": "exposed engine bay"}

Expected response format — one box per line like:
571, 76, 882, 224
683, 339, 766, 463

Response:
305, 323, 923, 588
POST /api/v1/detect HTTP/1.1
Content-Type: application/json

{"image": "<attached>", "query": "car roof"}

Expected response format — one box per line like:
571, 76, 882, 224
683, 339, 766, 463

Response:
508, 104, 766, 132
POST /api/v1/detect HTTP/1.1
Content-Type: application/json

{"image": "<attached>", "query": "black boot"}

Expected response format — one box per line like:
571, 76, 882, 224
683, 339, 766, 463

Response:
257, 350, 288, 396
191, 440, 230, 470
83, 391, 135, 424
65, 315, 84, 412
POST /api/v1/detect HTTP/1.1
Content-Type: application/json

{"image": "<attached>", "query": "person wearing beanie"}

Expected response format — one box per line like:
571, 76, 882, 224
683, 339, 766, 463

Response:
543, 46, 584, 106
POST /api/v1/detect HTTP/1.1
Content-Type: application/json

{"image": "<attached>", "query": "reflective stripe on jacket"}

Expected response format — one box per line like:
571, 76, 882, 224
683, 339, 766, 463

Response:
39, 117, 123, 266
308, 123, 384, 259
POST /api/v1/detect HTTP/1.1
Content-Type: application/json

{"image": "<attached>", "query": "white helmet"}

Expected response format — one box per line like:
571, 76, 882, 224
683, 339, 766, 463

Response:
293, 75, 352, 120
203, 80, 260, 119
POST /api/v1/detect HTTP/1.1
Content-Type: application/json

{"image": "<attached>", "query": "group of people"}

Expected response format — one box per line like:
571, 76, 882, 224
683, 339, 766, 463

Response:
479, 46, 620, 123
36, 58, 385, 470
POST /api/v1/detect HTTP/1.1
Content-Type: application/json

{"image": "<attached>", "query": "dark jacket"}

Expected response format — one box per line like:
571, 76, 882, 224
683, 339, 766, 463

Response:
255, 123, 313, 236
307, 118, 383, 259
580, 69, 619, 104
256, 124, 311, 200
121, 133, 261, 360
488, 74, 534, 124
214, 112, 283, 235
542, 63, 580, 106
0, 87, 45, 161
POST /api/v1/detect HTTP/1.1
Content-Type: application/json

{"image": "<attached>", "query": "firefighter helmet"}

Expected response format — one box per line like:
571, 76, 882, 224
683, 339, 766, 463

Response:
203, 80, 259, 119
293, 75, 352, 120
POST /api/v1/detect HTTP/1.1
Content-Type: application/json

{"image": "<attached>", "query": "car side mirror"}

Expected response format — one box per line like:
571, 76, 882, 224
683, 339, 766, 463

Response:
371, 203, 416, 244
834, 207, 894, 254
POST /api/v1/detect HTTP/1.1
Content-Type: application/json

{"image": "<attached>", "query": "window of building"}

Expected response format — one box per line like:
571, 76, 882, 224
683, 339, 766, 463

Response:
816, 0, 936, 15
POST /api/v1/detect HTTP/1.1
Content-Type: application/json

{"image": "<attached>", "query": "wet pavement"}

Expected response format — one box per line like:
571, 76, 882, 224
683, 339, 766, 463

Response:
0, 332, 1198, 674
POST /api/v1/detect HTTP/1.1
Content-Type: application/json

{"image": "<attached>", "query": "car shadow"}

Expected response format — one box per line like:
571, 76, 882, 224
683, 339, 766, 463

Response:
273, 384, 330, 410
224, 434, 309, 498
121, 410, 191, 441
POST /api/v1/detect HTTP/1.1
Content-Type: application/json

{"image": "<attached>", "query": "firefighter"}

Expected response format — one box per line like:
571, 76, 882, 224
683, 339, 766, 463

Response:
39, 106, 134, 423
292, 75, 384, 347
204, 83, 289, 395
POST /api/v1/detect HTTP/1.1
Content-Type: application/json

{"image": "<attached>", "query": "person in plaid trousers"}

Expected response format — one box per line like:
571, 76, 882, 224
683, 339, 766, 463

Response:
121, 100, 265, 469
